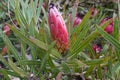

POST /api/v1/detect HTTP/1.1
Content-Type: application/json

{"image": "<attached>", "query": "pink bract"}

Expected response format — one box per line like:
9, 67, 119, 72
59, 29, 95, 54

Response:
100, 18, 114, 34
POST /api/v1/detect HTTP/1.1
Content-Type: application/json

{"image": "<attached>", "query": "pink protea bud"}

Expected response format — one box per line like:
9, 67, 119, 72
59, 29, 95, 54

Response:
69, 12, 82, 27
73, 15, 82, 27
2, 46, 7, 55
48, 3, 69, 54
93, 44, 102, 53
100, 18, 114, 34
90, 8, 98, 18
3, 25, 10, 36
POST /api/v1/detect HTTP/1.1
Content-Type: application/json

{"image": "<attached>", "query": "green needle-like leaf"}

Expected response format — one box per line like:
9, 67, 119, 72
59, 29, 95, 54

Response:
8, 58, 28, 78
97, 27, 120, 50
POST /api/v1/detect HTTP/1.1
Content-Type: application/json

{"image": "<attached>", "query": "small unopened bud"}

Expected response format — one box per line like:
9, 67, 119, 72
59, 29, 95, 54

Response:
100, 18, 114, 34
3, 25, 10, 36
2, 46, 7, 55
93, 44, 102, 53
69, 12, 82, 27
73, 16, 82, 27
90, 8, 98, 18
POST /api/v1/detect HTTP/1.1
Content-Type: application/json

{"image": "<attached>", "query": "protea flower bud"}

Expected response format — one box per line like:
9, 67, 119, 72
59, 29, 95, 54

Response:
3, 25, 10, 36
90, 8, 98, 18
73, 16, 82, 27
2, 46, 7, 55
48, 3, 69, 54
69, 12, 82, 27
93, 44, 102, 53
100, 18, 114, 34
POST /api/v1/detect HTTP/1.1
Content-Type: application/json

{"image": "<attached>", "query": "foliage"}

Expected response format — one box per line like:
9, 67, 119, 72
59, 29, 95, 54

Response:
0, 0, 119, 80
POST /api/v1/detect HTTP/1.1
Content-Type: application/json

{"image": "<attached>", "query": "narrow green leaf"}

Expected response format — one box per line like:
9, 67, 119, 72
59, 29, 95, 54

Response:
107, 59, 112, 78
112, 62, 120, 80
40, 53, 49, 72
112, 62, 120, 74
48, 56, 56, 69
80, 52, 91, 60
113, 18, 120, 62
17, 60, 41, 65
0, 69, 20, 78
67, 59, 86, 68
9, 25, 47, 50
86, 44, 96, 59
61, 61, 71, 74
97, 65, 102, 79
0, 30, 20, 60
97, 27, 120, 50
68, 19, 114, 59
15, 0, 27, 27
8, 58, 28, 78
0, 69, 10, 80
70, 8, 92, 46
71, 21, 90, 52
113, 18, 119, 39
85, 65, 95, 77
71, 8, 92, 37
69, 30, 99, 59
84, 57, 110, 65
21, 42, 27, 60
0, 54, 11, 68
36, 0, 43, 23
8, 24, 60, 58
102, 44, 109, 55
40, 41, 56, 72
